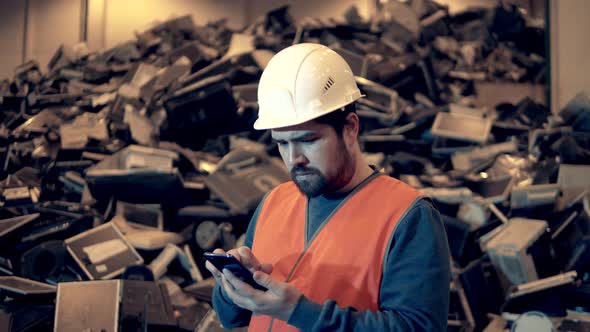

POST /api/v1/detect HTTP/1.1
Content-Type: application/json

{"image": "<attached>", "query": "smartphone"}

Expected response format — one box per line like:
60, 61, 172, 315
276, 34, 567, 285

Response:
203, 252, 267, 291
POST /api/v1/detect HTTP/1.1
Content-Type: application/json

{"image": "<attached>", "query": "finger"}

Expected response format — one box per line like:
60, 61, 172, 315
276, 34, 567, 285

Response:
260, 263, 273, 274
221, 273, 235, 292
223, 269, 260, 298
225, 249, 242, 263
237, 247, 262, 272
220, 275, 243, 305
253, 271, 283, 294
222, 277, 240, 300
221, 273, 256, 310
210, 248, 228, 279
204, 261, 222, 282
205, 261, 219, 274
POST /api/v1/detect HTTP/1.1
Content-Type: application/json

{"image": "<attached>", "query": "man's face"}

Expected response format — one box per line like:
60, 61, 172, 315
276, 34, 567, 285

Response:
271, 120, 355, 197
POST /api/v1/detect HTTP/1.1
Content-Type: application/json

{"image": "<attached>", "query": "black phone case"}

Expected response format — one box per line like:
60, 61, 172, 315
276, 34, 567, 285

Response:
204, 253, 267, 291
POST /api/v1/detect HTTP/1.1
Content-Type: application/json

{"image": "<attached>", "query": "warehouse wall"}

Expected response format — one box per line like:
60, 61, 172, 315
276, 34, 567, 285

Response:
0, 1, 27, 81
26, 0, 82, 72
436, 0, 545, 17
244, 0, 375, 24
0, 0, 249, 79
0, 0, 81, 80
94, 0, 374, 50
0, 0, 371, 80
550, 0, 590, 112
99, 0, 248, 50
2, 0, 587, 115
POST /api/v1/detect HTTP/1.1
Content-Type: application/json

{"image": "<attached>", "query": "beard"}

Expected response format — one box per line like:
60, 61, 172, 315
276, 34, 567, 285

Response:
290, 166, 328, 197
290, 140, 355, 197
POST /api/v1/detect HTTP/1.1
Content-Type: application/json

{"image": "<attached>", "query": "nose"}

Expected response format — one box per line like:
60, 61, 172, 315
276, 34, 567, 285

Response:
286, 144, 307, 167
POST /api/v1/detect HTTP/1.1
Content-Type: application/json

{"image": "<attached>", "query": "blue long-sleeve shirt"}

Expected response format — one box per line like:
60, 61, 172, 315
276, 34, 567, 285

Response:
212, 174, 451, 332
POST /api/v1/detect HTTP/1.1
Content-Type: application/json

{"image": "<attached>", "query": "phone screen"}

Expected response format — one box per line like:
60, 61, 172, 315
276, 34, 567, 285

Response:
204, 253, 267, 291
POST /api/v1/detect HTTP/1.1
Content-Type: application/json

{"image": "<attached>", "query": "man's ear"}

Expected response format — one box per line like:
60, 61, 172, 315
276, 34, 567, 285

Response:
343, 112, 359, 147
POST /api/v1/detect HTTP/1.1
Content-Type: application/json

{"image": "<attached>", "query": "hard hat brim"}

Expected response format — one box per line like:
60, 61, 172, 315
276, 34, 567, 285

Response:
253, 97, 363, 130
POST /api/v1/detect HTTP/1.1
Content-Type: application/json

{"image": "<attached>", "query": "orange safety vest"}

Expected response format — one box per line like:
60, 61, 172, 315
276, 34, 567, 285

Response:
249, 175, 421, 332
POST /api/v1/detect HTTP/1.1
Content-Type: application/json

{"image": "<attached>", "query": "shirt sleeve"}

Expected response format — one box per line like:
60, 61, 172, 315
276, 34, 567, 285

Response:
287, 198, 451, 332
212, 194, 267, 328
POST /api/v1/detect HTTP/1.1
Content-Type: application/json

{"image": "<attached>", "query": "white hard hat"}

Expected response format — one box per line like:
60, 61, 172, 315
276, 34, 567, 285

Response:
254, 43, 363, 130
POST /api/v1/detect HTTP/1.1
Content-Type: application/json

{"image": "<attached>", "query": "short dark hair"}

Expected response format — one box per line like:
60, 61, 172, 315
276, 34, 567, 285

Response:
313, 102, 356, 136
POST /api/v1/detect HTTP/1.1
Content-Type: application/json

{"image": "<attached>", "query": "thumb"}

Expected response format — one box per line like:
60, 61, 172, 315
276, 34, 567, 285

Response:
253, 271, 281, 293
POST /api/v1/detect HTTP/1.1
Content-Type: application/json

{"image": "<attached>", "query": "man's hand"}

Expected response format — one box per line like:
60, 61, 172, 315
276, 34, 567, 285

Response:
221, 268, 302, 322
205, 246, 272, 293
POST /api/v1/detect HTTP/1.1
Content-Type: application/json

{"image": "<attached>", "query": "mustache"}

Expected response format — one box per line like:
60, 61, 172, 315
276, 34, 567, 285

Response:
290, 166, 319, 177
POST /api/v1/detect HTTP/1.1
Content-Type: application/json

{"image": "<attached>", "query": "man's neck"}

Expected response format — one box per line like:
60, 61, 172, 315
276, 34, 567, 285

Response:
332, 159, 374, 194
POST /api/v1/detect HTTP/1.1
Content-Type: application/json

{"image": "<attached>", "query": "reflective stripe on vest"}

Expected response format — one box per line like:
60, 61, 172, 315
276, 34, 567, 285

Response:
248, 175, 421, 332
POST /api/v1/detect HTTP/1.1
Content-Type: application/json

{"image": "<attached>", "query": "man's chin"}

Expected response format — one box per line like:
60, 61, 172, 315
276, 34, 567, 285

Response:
293, 177, 326, 197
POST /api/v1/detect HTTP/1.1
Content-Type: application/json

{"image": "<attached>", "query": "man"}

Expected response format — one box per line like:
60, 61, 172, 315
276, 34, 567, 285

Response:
206, 43, 450, 331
